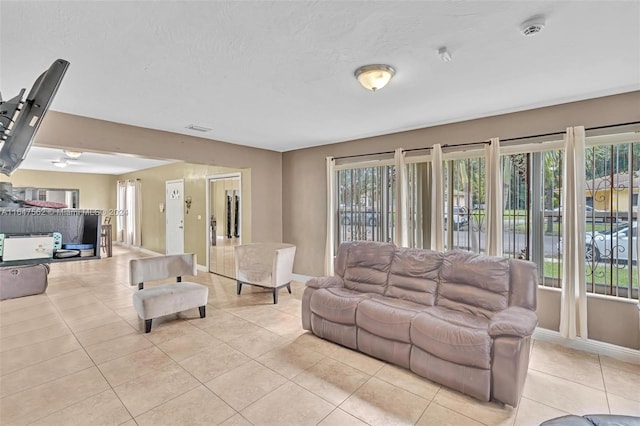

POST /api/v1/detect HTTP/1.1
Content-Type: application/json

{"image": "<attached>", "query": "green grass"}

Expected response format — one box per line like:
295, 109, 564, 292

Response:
543, 260, 639, 289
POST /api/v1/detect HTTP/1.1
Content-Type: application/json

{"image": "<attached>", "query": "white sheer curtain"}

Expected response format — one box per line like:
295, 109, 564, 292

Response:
485, 138, 503, 256
430, 144, 445, 251
116, 180, 127, 242
131, 179, 142, 246
119, 179, 142, 247
394, 149, 409, 247
560, 126, 588, 340
324, 157, 336, 275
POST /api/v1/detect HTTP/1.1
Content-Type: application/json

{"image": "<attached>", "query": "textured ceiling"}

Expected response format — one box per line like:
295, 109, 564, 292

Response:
1, 1, 639, 155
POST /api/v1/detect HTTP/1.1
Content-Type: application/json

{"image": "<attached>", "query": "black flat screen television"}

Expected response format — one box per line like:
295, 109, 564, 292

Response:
0, 59, 70, 176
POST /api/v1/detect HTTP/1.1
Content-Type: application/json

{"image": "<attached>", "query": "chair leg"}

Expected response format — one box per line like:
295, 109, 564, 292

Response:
273, 288, 278, 304
236, 280, 242, 295
144, 319, 152, 333
286, 282, 292, 294
199, 305, 206, 318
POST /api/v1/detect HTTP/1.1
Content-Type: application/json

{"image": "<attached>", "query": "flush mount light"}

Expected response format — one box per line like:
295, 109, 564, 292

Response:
520, 16, 546, 36
354, 64, 395, 92
63, 150, 82, 159
52, 159, 68, 168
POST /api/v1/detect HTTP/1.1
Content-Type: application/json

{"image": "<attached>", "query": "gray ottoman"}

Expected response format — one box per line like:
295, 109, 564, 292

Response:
0, 264, 49, 300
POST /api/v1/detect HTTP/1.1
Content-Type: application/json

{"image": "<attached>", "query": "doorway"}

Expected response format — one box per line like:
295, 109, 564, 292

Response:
207, 173, 241, 278
165, 179, 185, 254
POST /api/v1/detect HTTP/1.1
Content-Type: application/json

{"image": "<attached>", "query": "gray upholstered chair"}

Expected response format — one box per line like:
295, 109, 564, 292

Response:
129, 253, 208, 332
234, 243, 296, 304
540, 414, 640, 425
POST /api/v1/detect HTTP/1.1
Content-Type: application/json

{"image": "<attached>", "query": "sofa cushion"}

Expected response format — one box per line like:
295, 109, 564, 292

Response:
311, 314, 358, 349
411, 307, 492, 369
410, 346, 491, 402
310, 287, 371, 325
385, 248, 442, 306
343, 241, 395, 295
356, 296, 427, 343
358, 328, 411, 368
438, 250, 510, 319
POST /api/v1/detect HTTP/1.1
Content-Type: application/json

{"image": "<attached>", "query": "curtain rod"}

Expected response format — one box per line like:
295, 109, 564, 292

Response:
404, 140, 491, 154
500, 121, 640, 143
334, 150, 395, 161
332, 121, 640, 160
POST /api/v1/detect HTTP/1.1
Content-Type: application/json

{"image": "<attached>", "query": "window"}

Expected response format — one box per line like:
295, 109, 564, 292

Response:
327, 128, 639, 300
582, 140, 639, 298
335, 164, 395, 251
442, 157, 486, 252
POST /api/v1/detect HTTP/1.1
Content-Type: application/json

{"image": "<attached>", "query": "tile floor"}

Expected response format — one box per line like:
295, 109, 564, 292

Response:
1, 246, 638, 426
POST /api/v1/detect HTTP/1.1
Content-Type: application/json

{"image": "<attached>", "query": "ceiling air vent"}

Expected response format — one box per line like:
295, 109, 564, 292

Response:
520, 16, 546, 36
185, 124, 212, 132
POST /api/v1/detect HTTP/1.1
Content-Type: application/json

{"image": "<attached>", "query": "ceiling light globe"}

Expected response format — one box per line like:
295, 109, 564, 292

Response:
355, 64, 395, 91
63, 150, 82, 159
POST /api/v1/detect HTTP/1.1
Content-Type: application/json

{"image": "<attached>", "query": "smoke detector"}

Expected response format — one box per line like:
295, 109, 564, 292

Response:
185, 124, 212, 132
520, 16, 546, 36
438, 47, 452, 62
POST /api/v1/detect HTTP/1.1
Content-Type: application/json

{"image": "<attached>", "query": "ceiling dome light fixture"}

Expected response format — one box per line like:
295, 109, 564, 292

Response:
63, 150, 82, 159
354, 64, 396, 92
52, 159, 68, 168
520, 16, 546, 36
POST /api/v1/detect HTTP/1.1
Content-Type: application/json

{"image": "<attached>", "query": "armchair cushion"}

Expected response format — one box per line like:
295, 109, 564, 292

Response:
235, 243, 296, 288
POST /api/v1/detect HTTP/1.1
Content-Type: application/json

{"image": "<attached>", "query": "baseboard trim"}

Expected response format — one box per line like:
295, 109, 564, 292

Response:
292, 273, 314, 283
534, 327, 640, 364
136, 247, 163, 257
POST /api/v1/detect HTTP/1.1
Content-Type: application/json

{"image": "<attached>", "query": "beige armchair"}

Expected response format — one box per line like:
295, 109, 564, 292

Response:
234, 243, 296, 304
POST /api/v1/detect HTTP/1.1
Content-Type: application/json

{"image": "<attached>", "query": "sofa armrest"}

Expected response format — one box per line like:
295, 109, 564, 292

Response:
305, 276, 344, 289
489, 307, 538, 338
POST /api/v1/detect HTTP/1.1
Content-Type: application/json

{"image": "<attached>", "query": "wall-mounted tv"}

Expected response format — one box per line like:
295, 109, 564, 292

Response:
0, 59, 70, 176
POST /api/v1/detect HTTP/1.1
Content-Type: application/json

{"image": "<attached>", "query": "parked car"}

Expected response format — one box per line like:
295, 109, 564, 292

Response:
589, 222, 637, 262
558, 222, 637, 263
340, 210, 380, 226
444, 206, 468, 230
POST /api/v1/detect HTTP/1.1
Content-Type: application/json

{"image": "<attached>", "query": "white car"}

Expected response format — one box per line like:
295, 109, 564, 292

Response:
557, 222, 636, 262
588, 222, 637, 263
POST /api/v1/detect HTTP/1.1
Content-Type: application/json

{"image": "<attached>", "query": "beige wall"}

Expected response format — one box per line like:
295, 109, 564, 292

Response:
0, 169, 116, 212
36, 111, 282, 245
118, 163, 250, 267
537, 287, 640, 349
283, 91, 640, 276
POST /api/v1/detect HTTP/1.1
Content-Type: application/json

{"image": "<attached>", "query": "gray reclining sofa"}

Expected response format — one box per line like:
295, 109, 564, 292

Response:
301, 241, 538, 407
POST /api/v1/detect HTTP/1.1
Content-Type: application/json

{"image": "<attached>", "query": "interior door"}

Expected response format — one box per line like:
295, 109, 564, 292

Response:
166, 179, 185, 254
